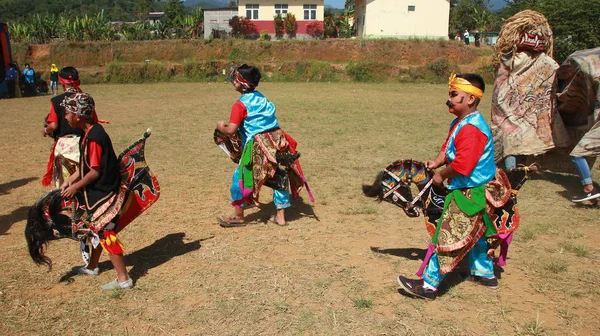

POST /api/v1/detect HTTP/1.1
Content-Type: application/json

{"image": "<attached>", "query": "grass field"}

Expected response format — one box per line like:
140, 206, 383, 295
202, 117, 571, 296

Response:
0, 82, 599, 335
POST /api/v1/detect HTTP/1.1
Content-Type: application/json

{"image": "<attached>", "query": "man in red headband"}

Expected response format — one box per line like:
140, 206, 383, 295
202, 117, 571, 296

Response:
41, 66, 100, 187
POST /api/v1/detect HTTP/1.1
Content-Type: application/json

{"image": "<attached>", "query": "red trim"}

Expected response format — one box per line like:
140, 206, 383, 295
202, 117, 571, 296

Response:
251, 20, 323, 35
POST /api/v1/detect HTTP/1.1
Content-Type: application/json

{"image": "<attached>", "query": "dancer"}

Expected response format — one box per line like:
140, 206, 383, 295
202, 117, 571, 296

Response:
397, 73, 498, 300
216, 64, 313, 227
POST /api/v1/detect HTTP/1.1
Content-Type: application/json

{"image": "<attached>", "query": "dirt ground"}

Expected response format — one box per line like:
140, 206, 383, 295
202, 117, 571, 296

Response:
0, 82, 599, 335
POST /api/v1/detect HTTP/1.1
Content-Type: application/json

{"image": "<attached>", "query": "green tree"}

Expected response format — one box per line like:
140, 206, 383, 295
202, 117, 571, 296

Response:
449, 0, 487, 34
274, 13, 284, 39
163, 0, 185, 28
283, 13, 297, 39
135, 0, 154, 20
500, 0, 600, 63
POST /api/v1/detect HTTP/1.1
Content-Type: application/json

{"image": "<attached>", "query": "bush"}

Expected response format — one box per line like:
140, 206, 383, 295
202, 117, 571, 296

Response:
105, 61, 142, 83
274, 14, 284, 39
229, 16, 259, 39
306, 22, 324, 39
284, 13, 297, 39
182, 59, 219, 80
427, 57, 458, 83
346, 61, 373, 82
105, 60, 170, 83
260, 30, 271, 41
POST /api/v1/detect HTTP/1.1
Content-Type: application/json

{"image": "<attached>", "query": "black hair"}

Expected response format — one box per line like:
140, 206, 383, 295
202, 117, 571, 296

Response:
59, 66, 79, 80
238, 64, 261, 88
457, 73, 485, 106
457, 73, 485, 93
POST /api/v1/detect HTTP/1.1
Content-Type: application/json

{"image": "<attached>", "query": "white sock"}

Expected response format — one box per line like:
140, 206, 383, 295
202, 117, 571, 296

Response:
423, 281, 437, 291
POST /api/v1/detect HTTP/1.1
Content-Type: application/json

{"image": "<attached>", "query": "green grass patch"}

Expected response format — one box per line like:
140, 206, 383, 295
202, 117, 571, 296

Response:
352, 297, 373, 309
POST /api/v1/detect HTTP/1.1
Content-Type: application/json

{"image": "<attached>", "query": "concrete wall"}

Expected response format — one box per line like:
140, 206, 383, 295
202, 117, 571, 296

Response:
353, 0, 450, 39
204, 9, 238, 39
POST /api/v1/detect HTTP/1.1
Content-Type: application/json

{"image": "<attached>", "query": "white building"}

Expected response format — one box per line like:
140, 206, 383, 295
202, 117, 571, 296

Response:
347, 0, 450, 39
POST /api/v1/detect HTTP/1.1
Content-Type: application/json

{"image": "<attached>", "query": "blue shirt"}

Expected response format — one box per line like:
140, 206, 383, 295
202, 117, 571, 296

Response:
23, 68, 35, 83
5, 68, 16, 80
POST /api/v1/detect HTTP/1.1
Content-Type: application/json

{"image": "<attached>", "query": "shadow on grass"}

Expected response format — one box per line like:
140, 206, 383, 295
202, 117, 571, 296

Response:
395, 257, 505, 299
59, 232, 207, 283
0, 177, 37, 195
243, 197, 319, 224
370, 247, 426, 260
0, 206, 30, 235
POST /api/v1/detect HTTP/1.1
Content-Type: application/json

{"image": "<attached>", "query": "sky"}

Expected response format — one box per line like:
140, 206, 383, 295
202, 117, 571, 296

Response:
324, 0, 507, 10
325, 0, 345, 8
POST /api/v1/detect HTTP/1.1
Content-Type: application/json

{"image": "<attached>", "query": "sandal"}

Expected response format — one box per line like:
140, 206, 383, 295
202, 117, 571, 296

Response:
268, 215, 287, 226
217, 215, 246, 227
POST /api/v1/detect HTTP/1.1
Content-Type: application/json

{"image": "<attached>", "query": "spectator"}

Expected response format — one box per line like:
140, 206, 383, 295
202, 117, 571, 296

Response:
463, 30, 470, 45
23, 63, 36, 97
5, 63, 17, 98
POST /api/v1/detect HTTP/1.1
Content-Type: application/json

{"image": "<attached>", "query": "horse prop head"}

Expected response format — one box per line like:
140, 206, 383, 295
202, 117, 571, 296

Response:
362, 159, 434, 217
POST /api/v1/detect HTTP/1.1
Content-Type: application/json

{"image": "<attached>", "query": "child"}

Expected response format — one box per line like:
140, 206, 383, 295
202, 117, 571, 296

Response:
42, 66, 105, 188
216, 64, 310, 227
49, 63, 59, 94
397, 73, 498, 300
60, 92, 132, 290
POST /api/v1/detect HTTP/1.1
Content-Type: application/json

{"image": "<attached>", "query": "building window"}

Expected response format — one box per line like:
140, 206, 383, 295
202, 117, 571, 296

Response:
408, 5, 416, 12
303, 4, 317, 20
275, 4, 288, 15
246, 4, 259, 20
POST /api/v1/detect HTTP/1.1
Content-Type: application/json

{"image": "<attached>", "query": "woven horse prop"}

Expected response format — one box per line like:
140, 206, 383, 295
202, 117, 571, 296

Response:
362, 159, 536, 270
25, 129, 160, 268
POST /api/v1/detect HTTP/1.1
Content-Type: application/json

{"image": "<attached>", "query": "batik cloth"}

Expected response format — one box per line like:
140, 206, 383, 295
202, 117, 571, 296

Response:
431, 185, 496, 274
491, 51, 569, 161
556, 47, 600, 158
230, 128, 305, 208
51, 135, 80, 188
423, 236, 494, 288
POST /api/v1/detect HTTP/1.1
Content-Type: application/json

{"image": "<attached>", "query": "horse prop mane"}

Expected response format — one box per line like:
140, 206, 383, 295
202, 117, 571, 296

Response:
25, 129, 161, 269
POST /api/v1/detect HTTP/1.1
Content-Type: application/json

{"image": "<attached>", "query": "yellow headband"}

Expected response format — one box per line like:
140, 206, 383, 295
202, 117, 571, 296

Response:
448, 73, 483, 99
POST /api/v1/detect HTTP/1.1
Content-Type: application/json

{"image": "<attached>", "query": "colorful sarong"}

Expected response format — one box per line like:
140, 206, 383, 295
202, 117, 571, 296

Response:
432, 185, 496, 274
231, 128, 312, 206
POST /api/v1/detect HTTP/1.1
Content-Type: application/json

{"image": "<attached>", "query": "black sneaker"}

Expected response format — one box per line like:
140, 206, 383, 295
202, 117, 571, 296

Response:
397, 275, 437, 300
462, 274, 499, 289
572, 188, 600, 203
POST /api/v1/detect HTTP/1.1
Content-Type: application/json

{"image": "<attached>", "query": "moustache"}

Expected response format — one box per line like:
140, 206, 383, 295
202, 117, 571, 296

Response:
446, 100, 455, 108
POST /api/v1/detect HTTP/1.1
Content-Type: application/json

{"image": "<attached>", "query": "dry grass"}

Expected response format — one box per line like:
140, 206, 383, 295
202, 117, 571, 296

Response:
0, 82, 599, 335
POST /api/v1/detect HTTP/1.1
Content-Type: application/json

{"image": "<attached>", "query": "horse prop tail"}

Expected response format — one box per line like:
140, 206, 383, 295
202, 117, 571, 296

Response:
24, 190, 61, 269
362, 171, 385, 201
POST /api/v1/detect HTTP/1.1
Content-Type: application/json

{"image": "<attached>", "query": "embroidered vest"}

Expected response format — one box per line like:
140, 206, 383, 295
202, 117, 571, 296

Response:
445, 111, 496, 190
237, 91, 279, 145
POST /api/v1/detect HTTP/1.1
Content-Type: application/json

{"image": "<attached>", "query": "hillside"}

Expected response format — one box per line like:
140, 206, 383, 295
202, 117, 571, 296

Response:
11, 39, 494, 84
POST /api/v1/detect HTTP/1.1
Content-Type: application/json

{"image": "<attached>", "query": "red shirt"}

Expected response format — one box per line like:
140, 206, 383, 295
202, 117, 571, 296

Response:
441, 124, 488, 176
87, 140, 102, 169
229, 101, 247, 125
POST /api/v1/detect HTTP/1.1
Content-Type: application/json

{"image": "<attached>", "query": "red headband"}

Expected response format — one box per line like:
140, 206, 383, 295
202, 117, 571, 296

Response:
59, 75, 82, 93
234, 70, 257, 90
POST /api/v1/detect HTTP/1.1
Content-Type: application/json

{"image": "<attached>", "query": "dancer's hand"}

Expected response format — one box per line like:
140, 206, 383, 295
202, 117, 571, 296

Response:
216, 120, 226, 131
425, 160, 441, 170
61, 185, 78, 198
